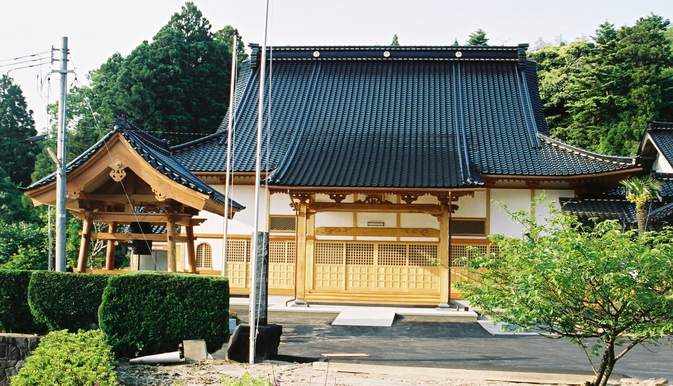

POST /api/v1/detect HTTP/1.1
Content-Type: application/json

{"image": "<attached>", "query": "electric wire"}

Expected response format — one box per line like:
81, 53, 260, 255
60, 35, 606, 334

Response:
0, 51, 51, 63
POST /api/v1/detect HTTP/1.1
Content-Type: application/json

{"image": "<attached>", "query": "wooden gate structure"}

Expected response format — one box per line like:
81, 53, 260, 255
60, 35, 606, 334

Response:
23, 118, 243, 272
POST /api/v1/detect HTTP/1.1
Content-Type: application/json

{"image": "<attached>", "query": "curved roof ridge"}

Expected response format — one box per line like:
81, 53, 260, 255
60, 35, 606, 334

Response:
538, 134, 635, 165
172, 131, 224, 152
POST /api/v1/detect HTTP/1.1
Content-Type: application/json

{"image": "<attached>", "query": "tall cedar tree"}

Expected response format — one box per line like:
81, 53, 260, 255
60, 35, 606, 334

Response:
33, 3, 245, 182
0, 75, 38, 187
466, 29, 489, 46
391, 34, 400, 46
531, 15, 673, 156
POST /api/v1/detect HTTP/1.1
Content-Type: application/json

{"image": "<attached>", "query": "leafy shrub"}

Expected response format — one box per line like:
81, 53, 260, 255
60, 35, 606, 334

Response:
221, 372, 273, 386
11, 329, 117, 386
0, 270, 44, 333
99, 272, 230, 357
28, 271, 109, 332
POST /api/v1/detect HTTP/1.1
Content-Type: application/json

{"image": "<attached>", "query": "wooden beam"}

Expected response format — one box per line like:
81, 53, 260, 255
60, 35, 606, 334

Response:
88, 232, 189, 243
311, 202, 442, 214
105, 222, 116, 270
438, 204, 450, 308
315, 227, 439, 238
185, 225, 197, 274
76, 212, 93, 273
76, 212, 200, 226
295, 202, 308, 303
81, 193, 158, 203
167, 216, 177, 272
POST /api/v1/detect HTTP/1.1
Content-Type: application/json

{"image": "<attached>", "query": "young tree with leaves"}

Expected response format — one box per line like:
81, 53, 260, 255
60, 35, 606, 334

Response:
456, 201, 673, 386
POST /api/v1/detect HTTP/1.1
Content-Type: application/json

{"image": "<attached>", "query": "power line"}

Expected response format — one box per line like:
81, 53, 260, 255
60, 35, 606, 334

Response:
0, 51, 50, 64
0, 56, 49, 69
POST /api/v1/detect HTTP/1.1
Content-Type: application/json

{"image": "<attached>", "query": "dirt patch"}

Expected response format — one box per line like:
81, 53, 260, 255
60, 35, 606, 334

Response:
115, 360, 668, 386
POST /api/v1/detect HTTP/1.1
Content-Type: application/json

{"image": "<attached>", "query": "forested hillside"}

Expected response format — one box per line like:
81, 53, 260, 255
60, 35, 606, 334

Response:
530, 14, 673, 156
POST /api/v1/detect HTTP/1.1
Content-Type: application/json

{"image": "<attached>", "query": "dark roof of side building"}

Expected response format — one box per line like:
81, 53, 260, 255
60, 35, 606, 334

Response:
25, 117, 244, 211
173, 44, 636, 189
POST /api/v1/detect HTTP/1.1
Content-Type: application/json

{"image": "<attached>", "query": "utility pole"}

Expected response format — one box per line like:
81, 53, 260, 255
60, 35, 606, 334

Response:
54, 37, 70, 272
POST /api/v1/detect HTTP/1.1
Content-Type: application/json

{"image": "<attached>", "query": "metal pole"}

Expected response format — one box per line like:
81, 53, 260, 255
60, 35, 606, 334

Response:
55, 36, 68, 273
222, 33, 238, 278
250, 0, 270, 364
48, 205, 53, 271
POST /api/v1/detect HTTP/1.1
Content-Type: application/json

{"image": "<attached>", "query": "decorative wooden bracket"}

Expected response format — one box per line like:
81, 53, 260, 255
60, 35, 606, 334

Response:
400, 193, 420, 204
70, 188, 83, 199
152, 187, 168, 202
354, 194, 392, 205
329, 193, 348, 203
110, 161, 127, 182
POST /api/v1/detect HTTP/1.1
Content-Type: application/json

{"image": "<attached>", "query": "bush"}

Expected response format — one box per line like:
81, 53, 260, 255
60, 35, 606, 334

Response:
28, 271, 109, 332
0, 270, 44, 333
99, 272, 230, 357
11, 329, 117, 386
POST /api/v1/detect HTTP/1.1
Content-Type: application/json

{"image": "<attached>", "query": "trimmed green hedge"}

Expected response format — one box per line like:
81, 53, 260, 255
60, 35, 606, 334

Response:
0, 270, 44, 333
11, 329, 118, 386
99, 272, 229, 357
28, 271, 109, 332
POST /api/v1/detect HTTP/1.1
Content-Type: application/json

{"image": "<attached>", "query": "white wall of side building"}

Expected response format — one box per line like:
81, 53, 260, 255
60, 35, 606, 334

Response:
489, 189, 530, 238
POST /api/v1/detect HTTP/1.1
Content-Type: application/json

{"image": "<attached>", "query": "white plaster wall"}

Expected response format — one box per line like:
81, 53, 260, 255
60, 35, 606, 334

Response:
653, 152, 673, 173
401, 213, 439, 230
315, 212, 353, 228
535, 189, 575, 225
356, 213, 398, 228
490, 189, 530, 238
270, 193, 295, 215
225, 185, 268, 235
453, 191, 487, 218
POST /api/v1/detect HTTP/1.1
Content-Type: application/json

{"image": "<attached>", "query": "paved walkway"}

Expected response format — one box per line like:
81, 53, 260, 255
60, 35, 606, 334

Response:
230, 296, 673, 381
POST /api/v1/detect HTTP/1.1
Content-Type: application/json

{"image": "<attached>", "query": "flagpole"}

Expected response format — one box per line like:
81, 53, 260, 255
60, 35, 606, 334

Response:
250, 0, 270, 365
222, 33, 238, 278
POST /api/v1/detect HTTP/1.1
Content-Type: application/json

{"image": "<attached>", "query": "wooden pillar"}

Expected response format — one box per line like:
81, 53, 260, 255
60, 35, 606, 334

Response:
306, 212, 315, 292
167, 216, 177, 272
186, 224, 197, 273
104, 222, 116, 270
295, 202, 308, 304
76, 212, 93, 273
438, 202, 451, 308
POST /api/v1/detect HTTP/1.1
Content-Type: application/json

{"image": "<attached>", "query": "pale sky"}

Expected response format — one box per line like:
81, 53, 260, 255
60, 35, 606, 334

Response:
1, 0, 671, 132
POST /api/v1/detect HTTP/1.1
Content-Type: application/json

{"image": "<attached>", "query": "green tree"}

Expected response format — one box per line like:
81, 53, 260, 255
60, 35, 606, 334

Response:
533, 15, 673, 155
0, 75, 38, 187
456, 202, 673, 386
466, 29, 488, 46
620, 176, 663, 234
391, 34, 400, 46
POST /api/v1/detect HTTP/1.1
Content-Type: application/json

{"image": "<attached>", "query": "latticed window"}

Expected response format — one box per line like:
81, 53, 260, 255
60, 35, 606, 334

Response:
451, 219, 486, 235
269, 216, 296, 232
196, 243, 212, 269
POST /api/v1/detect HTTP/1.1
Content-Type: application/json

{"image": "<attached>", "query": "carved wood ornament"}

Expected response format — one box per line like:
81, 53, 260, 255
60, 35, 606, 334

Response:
109, 161, 127, 182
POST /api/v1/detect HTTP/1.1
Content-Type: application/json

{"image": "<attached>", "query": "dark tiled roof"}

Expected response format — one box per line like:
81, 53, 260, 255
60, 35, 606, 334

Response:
654, 173, 673, 197
25, 117, 244, 211
648, 129, 673, 167
561, 198, 635, 228
174, 45, 637, 188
